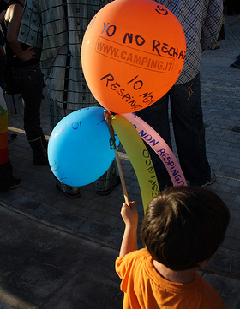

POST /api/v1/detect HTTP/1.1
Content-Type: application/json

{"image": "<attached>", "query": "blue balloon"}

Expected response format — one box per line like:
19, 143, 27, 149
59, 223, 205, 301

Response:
48, 106, 117, 187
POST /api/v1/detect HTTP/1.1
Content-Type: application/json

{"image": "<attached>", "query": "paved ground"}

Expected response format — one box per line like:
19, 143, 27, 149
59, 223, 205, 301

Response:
0, 15, 240, 309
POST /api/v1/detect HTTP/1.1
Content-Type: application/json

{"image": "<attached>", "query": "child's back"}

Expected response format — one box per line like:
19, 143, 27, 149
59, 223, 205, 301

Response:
116, 187, 230, 309
116, 248, 224, 308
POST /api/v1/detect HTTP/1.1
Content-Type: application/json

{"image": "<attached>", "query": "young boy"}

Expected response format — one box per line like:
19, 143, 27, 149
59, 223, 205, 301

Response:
116, 186, 230, 309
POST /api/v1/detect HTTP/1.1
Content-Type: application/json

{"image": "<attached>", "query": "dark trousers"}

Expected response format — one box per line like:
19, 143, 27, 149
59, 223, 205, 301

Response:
137, 73, 211, 189
10, 64, 44, 141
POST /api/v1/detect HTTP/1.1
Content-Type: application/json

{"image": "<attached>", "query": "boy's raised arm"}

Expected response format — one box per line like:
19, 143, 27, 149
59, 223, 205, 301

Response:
119, 202, 138, 257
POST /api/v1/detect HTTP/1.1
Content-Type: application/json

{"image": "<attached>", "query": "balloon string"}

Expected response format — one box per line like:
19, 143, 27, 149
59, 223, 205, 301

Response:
104, 111, 130, 206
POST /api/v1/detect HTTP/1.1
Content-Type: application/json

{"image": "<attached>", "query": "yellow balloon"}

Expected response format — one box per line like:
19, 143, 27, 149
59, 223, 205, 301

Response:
111, 114, 159, 213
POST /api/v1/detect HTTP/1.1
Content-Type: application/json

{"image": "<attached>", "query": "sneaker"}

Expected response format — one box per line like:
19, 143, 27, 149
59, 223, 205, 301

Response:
56, 182, 81, 199
230, 56, 240, 69
210, 42, 220, 50
0, 161, 21, 192
231, 126, 240, 133
9, 176, 21, 190
230, 61, 240, 69
0, 176, 21, 192
96, 175, 121, 196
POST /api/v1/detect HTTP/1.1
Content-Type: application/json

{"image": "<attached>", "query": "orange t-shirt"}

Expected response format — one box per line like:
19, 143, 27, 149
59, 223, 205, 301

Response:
115, 248, 224, 309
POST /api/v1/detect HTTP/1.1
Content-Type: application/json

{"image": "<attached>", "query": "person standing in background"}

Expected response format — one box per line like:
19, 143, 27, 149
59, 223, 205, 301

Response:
4, 0, 48, 165
18, 0, 120, 198
136, 0, 223, 190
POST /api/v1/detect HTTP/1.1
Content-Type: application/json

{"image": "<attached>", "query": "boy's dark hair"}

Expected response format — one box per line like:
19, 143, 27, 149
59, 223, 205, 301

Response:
141, 186, 230, 271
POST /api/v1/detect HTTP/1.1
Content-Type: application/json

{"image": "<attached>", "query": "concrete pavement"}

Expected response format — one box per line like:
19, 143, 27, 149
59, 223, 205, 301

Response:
0, 15, 240, 309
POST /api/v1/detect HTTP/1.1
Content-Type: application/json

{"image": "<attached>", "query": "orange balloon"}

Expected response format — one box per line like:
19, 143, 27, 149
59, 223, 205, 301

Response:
81, 0, 186, 114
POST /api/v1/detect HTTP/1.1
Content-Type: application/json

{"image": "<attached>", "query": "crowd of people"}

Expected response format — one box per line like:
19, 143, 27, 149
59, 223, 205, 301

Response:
0, 0, 238, 309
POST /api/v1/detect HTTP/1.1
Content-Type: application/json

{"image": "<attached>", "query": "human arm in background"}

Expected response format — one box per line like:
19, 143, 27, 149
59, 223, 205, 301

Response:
201, 0, 224, 50
18, 0, 42, 49
119, 201, 139, 257
5, 2, 35, 61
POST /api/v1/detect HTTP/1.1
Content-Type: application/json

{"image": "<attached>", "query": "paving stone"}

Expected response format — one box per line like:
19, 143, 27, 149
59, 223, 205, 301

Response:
0, 204, 121, 308
202, 273, 240, 309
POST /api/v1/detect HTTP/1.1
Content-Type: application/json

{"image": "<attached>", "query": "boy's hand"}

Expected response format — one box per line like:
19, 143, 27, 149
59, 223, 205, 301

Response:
121, 201, 138, 229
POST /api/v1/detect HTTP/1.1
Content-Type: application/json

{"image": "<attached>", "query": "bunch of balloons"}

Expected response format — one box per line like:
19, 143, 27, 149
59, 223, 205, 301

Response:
48, 0, 187, 212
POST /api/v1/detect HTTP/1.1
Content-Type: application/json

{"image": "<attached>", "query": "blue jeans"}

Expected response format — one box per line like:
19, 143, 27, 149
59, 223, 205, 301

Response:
136, 73, 211, 188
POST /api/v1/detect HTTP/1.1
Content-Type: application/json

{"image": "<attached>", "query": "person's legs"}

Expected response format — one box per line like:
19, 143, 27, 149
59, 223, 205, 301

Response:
136, 93, 172, 190
49, 97, 65, 131
20, 65, 44, 140
16, 65, 48, 165
95, 158, 120, 195
48, 98, 81, 198
170, 73, 212, 186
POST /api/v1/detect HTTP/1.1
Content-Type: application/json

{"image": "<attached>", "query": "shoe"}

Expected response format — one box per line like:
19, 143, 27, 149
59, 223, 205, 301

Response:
210, 42, 220, 50
95, 160, 121, 196
0, 162, 21, 192
0, 176, 21, 192
9, 133, 17, 143
56, 182, 81, 199
9, 176, 21, 190
231, 126, 240, 133
230, 61, 240, 69
29, 136, 49, 166
230, 56, 240, 69
41, 134, 48, 150
96, 176, 121, 196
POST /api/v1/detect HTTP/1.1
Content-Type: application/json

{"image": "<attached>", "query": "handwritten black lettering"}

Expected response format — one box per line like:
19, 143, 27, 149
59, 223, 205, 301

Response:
155, 4, 168, 16
168, 47, 178, 58
133, 80, 143, 90
161, 42, 169, 54
153, 40, 161, 56
128, 75, 144, 90
111, 82, 121, 91
135, 35, 145, 46
118, 88, 125, 96
140, 91, 154, 104
101, 73, 114, 87
153, 40, 185, 60
123, 32, 146, 46
123, 33, 133, 44
143, 149, 150, 158
178, 50, 186, 60
102, 22, 117, 37
100, 73, 146, 110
